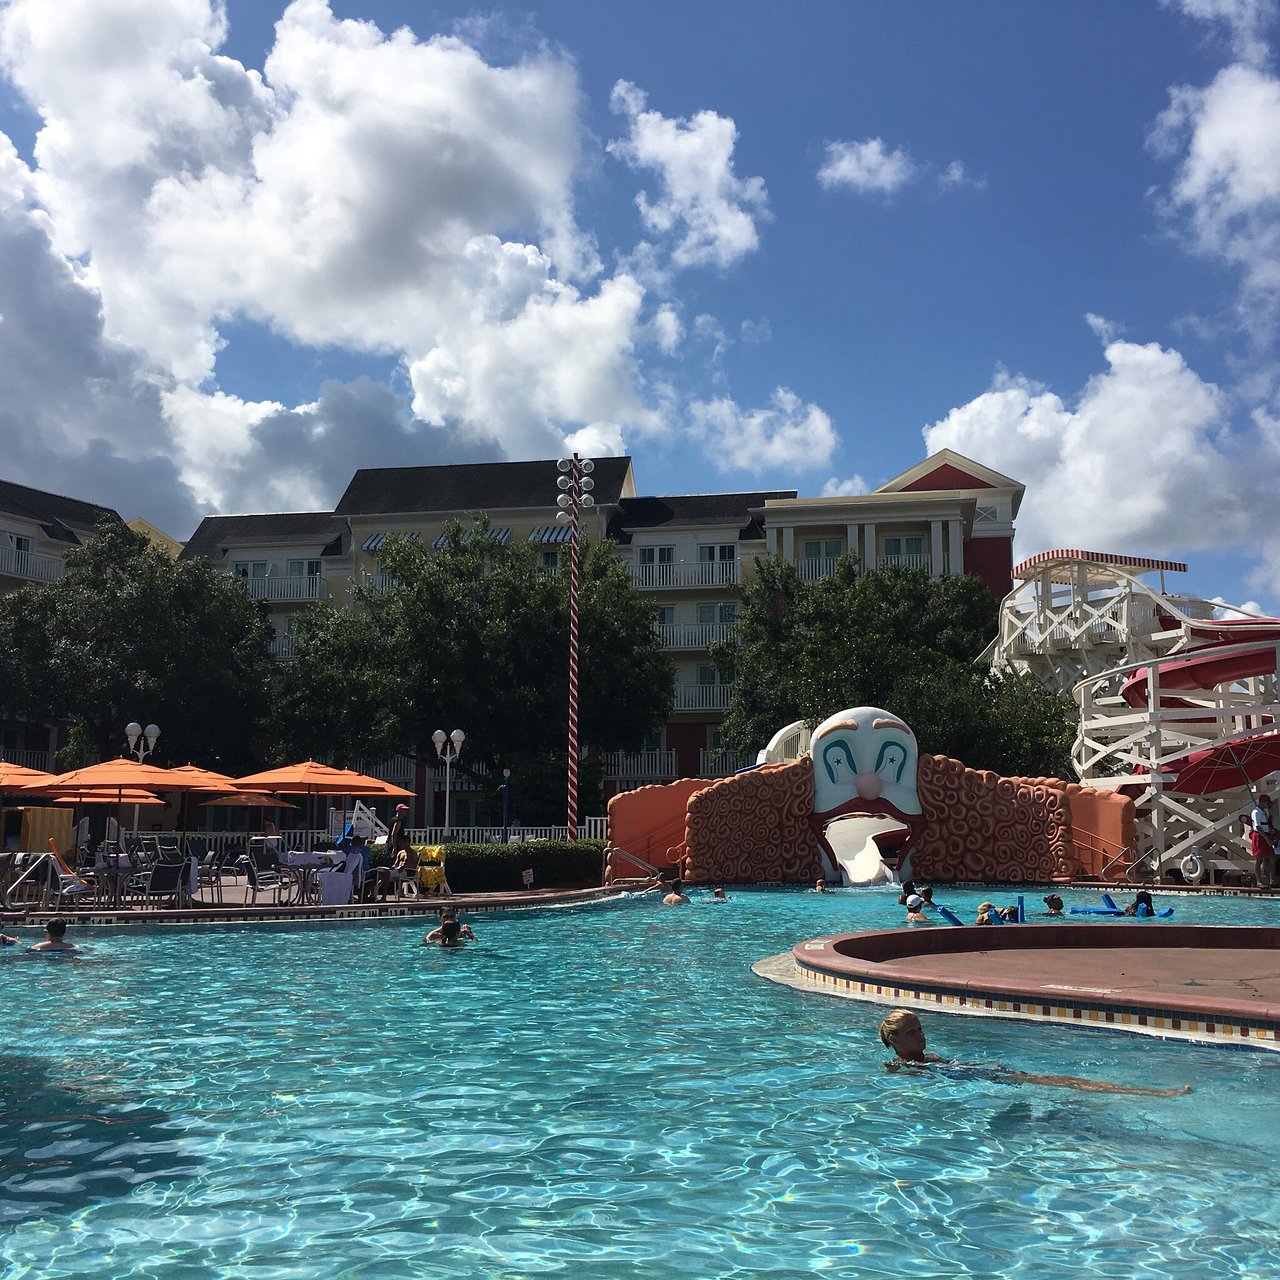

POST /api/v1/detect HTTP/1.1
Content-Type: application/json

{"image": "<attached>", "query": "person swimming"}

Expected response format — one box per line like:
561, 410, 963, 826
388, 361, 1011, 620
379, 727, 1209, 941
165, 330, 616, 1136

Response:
877, 1010, 1191, 1096
1043, 894, 1065, 916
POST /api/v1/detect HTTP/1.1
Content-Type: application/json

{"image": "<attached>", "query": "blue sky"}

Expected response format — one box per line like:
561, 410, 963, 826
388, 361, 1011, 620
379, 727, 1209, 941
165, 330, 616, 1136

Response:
0, 0, 1278, 610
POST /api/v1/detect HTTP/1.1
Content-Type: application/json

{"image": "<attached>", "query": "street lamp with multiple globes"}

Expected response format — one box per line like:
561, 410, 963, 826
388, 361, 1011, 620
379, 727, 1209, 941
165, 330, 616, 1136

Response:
124, 721, 160, 837
431, 728, 465, 834
555, 454, 594, 841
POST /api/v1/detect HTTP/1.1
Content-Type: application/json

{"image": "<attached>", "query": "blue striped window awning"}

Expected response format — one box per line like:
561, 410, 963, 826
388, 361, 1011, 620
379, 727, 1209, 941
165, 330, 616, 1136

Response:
363, 531, 420, 552
528, 525, 575, 545
432, 528, 512, 549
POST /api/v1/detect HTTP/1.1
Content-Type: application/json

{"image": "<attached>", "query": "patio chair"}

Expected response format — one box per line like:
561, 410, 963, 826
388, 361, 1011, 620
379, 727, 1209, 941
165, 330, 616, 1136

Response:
244, 856, 285, 906
134, 859, 186, 909
155, 834, 184, 863
194, 844, 238, 905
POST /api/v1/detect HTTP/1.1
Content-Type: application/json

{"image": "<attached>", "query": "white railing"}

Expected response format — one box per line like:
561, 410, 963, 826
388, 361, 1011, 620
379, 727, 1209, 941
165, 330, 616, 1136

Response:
0, 748, 53, 771
630, 561, 741, 589
241, 575, 325, 602
879, 553, 932, 572
600, 749, 678, 779
655, 621, 737, 649
354, 754, 417, 783
0, 545, 63, 582
797, 556, 844, 582
362, 573, 398, 596
699, 748, 754, 776
270, 633, 297, 660
673, 683, 734, 711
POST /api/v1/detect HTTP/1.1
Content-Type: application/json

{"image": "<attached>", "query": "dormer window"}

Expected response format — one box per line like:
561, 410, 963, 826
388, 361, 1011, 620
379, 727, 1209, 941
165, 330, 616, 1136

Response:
975, 505, 998, 525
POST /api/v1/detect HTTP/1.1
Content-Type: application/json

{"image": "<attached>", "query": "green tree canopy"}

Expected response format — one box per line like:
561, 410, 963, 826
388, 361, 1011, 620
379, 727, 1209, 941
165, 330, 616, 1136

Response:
4, 518, 277, 770
277, 524, 674, 799
715, 557, 1074, 777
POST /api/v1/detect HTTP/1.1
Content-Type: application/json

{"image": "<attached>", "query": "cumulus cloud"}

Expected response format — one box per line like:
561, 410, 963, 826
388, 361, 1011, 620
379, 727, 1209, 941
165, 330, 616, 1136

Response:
1160, 0, 1276, 65
1150, 63, 1280, 322
689, 388, 837, 473
607, 79, 769, 269
818, 138, 918, 195
1211, 594, 1268, 616
922, 324, 1280, 592
820, 473, 869, 497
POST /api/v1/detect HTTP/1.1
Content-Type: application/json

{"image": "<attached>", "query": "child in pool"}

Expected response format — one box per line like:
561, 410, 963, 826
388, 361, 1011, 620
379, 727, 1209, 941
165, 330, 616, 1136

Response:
877, 1010, 1191, 1096
975, 901, 997, 926
1043, 894, 1065, 916
903, 894, 930, 924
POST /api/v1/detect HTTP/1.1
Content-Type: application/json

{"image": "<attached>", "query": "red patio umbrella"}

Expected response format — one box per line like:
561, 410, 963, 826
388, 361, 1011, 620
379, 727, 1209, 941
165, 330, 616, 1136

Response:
1165, 734, 1280, 796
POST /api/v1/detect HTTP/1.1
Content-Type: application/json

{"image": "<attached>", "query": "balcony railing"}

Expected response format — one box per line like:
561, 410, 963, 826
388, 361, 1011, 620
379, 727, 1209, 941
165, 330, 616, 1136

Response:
240, 575, 325, 602
0, 545, 63, 583
699, 748, 755, 776
269, 633, 297, 661
655, 621, 737, 649
673, 683, 734, 711
0, 748, 53, 771
630, 561, 740, 589
600, 749, 679, 780
797, 556, 844, 582
877, 553, 950, 575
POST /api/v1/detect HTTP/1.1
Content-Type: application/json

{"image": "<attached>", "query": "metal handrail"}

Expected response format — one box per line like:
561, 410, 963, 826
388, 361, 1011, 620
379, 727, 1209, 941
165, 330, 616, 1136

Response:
2, 851, 62, 911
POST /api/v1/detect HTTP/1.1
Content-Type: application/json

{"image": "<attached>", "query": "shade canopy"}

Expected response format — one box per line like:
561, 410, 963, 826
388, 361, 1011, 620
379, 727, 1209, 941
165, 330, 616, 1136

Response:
233, 761, 412, 797
0, 761, 55, 791
50, 789, 164, 806
20, 758, 215, 795
165, 764, 245, 792
1165, 734, 1280, 796
201, 791, 300, 809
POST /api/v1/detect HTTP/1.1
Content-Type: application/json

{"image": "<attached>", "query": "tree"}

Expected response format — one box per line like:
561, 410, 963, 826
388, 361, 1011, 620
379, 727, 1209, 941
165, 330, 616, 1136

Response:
278, 524, 674, 789
5, 518, 277, 770
715, 558, 1074, 777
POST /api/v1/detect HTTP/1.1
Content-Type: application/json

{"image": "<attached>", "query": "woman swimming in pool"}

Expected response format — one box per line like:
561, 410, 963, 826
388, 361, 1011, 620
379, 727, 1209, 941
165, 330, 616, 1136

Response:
877, 1010, 1191, 1096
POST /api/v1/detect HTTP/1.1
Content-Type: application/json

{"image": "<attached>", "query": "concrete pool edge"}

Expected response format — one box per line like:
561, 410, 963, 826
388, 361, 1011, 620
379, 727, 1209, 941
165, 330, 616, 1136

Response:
755, 925, 1280, 1053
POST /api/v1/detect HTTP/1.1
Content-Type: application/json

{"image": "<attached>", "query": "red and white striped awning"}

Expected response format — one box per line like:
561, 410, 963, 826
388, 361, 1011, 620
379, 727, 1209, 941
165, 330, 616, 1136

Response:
1014, 549, 1187, 583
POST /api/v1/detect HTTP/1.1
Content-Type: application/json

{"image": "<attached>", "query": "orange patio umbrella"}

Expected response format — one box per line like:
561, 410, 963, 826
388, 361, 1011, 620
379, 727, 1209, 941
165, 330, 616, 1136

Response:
0, 761, 55, 792
201, 792, 300, 809
20, 758, 212, 796
50, 789, 165, 806
166, 764, 246, 792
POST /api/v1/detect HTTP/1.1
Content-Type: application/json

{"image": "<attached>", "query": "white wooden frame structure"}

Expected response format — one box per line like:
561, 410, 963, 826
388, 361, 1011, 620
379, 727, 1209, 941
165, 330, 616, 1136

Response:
990, 550, 1280, 881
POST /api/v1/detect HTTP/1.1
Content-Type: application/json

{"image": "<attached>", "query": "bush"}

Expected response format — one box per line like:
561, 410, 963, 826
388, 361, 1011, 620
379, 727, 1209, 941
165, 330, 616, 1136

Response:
444, 839, 605, 893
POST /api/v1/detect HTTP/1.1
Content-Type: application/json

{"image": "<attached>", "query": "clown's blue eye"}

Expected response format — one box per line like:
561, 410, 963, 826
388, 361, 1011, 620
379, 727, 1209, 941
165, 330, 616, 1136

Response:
875, 741, 906, 783
822, 740, 856, 784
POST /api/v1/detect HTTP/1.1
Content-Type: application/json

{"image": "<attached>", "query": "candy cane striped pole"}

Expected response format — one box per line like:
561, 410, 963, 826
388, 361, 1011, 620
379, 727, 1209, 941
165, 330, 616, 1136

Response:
566, 455, 580, 841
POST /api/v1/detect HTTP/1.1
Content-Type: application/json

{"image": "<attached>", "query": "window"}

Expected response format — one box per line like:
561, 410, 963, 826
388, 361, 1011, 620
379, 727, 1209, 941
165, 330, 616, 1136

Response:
698, 544, 735, 563
232, 561, 268, 579
638, 546, 674, 565
697, 662, 735, 686
638, 730, 664, 753
656, 605, 675, 625
698, 603, 737, 626
882, 536, 924, 559
287, 559, 322, 578
802, 538, 844, 560
6, 532, 31, 555
540, 550, 559, 570
975, 504, 998, 524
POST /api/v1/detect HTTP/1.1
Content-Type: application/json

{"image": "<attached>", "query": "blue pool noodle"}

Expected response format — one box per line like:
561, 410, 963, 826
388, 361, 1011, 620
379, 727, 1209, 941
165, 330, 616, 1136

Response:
938, 906, 965, 927
1101, 893, 1119, 910
1070, 906, 1125, 915
1017, 895, 1025, 923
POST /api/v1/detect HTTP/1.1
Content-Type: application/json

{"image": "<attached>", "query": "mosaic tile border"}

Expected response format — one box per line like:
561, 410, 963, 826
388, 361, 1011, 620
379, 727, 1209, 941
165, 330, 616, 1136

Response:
791, 954, 1280, 1053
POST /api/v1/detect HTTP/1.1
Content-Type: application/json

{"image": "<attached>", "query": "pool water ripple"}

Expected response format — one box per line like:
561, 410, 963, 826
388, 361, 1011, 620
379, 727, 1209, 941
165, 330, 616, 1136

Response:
3, 887, 1280, 1277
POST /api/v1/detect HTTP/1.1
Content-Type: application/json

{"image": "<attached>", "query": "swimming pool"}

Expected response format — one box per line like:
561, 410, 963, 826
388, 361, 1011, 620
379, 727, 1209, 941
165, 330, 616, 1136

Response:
3, 886, 1279, 1278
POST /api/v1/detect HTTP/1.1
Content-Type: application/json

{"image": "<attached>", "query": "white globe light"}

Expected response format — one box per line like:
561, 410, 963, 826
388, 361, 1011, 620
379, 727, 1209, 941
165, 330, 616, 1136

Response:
581, 494, 595, 507
579, 476, 594, 491
557, 475, 571, 490
557, 458, 572, 472
556, 510, 571, 523
557, 494, 571, 508
580, 459, 595, 473
125, 721, 142, 739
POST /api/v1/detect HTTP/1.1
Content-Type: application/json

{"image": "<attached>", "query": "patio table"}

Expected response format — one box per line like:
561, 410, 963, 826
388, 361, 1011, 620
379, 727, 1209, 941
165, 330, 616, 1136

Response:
279, 851, 344, 905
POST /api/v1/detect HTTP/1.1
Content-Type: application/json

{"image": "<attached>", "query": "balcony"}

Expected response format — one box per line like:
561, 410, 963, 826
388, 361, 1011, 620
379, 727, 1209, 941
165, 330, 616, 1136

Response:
699, 748, 755, 776
270, 633, 297, 661
0, 545, 63, 583
672, 683, 734, 711
630, 561, 740, 590
600, 749, 678, 780
655, 621, 737, 650
240, 575, 325, 602
0, 748, 53, 771
877, 553, 950, 575
797, 556, 844, 583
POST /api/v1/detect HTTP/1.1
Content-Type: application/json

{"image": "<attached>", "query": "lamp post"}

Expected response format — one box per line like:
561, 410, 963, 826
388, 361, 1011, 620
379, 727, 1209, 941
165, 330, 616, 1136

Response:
124, 721, 160, 839
501, 767, 511, 843
555, 454, 595, 840
432, 728, 465, 835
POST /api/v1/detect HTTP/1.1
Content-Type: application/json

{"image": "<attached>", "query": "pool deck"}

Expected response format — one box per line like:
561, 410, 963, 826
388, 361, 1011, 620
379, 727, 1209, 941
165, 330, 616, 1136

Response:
756, 923, 1280, 1052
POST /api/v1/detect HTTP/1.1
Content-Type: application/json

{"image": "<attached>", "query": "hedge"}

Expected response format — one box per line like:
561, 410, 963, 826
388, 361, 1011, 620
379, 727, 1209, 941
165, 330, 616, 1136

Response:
439, 839, 606, 893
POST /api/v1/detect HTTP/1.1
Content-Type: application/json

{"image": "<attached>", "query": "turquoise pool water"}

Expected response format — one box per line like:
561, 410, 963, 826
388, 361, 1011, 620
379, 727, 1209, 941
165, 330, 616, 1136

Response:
2, 886, 1279, 1278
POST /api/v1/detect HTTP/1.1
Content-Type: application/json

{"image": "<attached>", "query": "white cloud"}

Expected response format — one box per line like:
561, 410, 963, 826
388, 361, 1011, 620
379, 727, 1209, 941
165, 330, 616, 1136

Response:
607, 79, 769, 269
651, 304, 683, 355
1150, 63, 1280, 322
818, 138, 917, 195
689, 388, 837, 473
1211, 594, 1268, 617
921, 325, 1280, 593
1160, 0, 1276, 65
820, 474, 869, 497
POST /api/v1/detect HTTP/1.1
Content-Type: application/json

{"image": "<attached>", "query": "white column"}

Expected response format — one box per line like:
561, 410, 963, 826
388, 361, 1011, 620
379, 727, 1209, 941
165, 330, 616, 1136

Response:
863, 522, 877, 571
781, 526, 795, 563
929, 520, 944, 579
845, 524, 859, 566
947, 519, 963, 576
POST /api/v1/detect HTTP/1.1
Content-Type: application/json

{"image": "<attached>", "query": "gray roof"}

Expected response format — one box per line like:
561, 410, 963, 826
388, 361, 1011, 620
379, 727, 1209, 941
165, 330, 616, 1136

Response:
180, 513, 347, 561
608, 491, 795, 544
0, 477, 122, 544
334, 457, 634, 517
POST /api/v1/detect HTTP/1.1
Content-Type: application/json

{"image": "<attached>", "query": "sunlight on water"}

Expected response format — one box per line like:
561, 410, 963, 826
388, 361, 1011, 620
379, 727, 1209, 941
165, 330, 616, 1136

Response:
1, 887, 1277, 1278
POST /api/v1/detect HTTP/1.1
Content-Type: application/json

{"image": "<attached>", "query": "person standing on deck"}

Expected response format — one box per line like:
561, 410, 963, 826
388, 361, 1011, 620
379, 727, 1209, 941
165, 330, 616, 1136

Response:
1248, 794, 1275, 889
